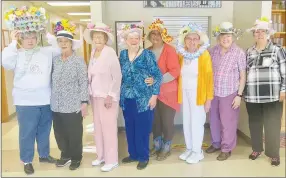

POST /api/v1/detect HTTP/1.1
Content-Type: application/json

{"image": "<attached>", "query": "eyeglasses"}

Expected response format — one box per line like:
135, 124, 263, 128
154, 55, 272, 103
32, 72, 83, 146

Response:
185, 37, 200, 42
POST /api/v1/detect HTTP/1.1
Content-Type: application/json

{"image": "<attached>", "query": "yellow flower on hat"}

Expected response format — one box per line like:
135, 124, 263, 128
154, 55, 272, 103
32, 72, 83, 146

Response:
28, 6, 38, 14
14, 10, 23, 16
260, 17, 270, 22
215, 26, 220, 32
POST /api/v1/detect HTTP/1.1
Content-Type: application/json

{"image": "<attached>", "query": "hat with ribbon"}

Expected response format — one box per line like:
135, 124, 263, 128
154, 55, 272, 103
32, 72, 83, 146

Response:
4, 5, 48, 33
83, 22, 114, 46
147, 19, 173, 43
212, 22, 243, 39
52, 19, 82, 50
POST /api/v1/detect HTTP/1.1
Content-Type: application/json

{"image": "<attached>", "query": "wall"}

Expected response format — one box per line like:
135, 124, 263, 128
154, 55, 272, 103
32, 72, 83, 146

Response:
100, 1, 234, 126
232, 1, 272, 137
104, 1, 234, 49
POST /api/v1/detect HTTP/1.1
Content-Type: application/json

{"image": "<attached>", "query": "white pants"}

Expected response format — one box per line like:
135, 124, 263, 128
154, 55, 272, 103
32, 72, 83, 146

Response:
182, 89, 206, 153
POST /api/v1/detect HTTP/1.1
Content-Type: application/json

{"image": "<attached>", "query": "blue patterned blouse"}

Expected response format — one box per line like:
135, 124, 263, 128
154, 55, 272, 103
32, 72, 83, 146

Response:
119, 49, 162, 113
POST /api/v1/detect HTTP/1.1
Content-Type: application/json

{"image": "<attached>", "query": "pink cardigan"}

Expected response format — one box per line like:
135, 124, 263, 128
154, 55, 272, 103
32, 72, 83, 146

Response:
88, 45, 122, 101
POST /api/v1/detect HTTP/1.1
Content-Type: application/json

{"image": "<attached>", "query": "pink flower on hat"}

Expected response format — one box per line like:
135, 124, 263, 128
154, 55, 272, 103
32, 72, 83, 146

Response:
87, 23, 95, 29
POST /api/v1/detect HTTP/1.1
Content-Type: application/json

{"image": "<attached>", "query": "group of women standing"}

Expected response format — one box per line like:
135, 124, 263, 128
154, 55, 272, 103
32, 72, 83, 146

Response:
2, 5, 285, 175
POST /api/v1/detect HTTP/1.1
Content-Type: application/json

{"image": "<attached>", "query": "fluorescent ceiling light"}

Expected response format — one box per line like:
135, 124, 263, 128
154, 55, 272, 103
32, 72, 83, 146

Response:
67, 12, 91, 16
47, 2, 90, 6
80, 19, 91, 22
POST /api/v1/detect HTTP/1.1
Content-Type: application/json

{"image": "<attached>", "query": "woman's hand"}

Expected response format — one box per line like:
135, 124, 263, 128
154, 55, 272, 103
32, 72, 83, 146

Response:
81, 103, 88, 118
145, 77, 154, 86
148, 95, 158, 110
104, 95, 113, 109
232, 96, 242, 109
204, 100, 211, 113
10, 30, 20, 41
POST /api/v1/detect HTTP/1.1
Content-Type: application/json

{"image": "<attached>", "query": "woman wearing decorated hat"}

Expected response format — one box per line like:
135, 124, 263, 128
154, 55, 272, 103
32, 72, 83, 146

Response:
2, 6, 59, 174
117, 22, 162, 170
205, 22, 246, 161
244, 17, 285, 166
83, 22, 122, 172
146, 19, 180, 161
177, 23, 214, 164
50, 19, 89, 170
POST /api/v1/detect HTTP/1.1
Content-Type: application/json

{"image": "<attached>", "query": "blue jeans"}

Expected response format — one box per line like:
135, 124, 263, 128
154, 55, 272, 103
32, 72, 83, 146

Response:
122, 99, 154, 162
16, 105, 53, 163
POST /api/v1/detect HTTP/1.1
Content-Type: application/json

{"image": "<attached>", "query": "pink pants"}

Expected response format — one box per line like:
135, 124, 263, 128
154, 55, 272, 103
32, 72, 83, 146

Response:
91, 97, 119, 164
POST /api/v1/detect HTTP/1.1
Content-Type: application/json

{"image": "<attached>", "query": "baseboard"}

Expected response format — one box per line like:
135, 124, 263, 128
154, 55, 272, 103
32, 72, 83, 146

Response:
237, 129, 252, 145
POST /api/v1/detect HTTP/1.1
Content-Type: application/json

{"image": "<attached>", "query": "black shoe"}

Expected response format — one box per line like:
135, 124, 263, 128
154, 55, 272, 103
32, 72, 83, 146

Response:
137, 160, 149, 170
248, 151, 261, 160
122, 157, 137, 164
24, 163, 34, 175
56, 158, 71, 167
271, 158, 280, 166
205, 145, 220, 154
69, 160, 81, 170
39, 155, 57, 163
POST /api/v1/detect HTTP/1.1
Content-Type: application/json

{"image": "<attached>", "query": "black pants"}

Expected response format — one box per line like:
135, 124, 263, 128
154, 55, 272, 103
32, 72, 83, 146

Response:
153, 100, 176, 141
246, 101, 283, 158
52, 112, 83, 161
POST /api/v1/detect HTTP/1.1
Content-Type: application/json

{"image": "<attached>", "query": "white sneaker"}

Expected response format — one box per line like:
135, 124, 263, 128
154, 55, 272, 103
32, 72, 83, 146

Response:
92, 159, 104, 166
100, 163, 119, 172
179, 149, 192, 161
186, 151, 204, 164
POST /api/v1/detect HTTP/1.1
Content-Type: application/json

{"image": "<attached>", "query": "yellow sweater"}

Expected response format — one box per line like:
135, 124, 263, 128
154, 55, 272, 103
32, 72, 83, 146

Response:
178, 50, 214, 105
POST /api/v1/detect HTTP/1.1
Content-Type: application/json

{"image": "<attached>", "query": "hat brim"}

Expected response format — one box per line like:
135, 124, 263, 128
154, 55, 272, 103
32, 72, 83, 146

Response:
48, 35, 83, 50
146, 29, 172, 43
246, 27, 275, 35
178, 31, 209, 46
83, 29, 114, 46
120, 28, 143, 39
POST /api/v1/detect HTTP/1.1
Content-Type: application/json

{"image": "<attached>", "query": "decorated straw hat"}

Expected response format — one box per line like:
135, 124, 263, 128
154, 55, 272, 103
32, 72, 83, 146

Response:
117, 21, 144, 40
147, 19, 173, 43
246, 17, 275, 35
51, 19, 82, 50
116, 21, 144, 49
4, 5, 48, 33
83, 22, 114, 46
212, 22, 243, 38
178, 23, 209, 46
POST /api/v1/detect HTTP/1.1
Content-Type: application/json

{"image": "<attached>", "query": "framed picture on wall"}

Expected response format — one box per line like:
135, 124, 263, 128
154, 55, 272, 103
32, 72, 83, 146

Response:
115, 21, 145, 55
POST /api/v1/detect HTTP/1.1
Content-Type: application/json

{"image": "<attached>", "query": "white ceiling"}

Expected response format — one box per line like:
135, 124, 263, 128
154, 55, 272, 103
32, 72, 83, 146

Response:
30, 1, 91, 24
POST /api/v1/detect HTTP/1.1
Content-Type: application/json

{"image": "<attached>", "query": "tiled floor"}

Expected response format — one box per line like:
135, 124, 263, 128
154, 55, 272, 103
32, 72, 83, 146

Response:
1, 110, 286, 177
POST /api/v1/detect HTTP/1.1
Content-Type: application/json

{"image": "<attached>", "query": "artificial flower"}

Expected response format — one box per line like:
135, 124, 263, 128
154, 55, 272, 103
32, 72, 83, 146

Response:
14, 10, 23, 16
28, 6, 38, 14
39, 7, 45, 15
260, 17, 269, 22
87, 23, 95, 29
20, 6, 28, 11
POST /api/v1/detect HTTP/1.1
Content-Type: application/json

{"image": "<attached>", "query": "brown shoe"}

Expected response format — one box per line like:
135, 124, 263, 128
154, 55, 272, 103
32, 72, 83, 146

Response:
205, 145, 220, 154
156, 150, 171, 161
217, 152, 231, 161
150, 147, 160, 157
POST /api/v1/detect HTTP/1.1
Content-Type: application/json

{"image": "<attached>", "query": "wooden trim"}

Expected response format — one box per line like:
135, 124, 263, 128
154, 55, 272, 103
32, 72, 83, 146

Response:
83, 40, 87, 64
1, 67, 9, 123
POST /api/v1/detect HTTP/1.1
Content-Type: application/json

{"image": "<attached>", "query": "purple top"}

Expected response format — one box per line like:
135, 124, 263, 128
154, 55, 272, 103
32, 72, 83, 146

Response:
209, 43, 246, 97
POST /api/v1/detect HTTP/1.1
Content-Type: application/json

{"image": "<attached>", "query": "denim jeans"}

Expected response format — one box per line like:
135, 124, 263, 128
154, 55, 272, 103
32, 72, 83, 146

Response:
16, 105, 53, 163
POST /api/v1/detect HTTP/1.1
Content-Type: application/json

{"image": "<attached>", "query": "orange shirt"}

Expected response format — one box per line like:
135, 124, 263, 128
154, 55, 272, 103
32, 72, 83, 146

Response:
149, 44, 181, 111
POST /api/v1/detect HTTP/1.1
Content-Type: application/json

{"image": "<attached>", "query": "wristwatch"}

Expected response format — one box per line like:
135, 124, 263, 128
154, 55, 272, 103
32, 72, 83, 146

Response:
237, 93, 243, 98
